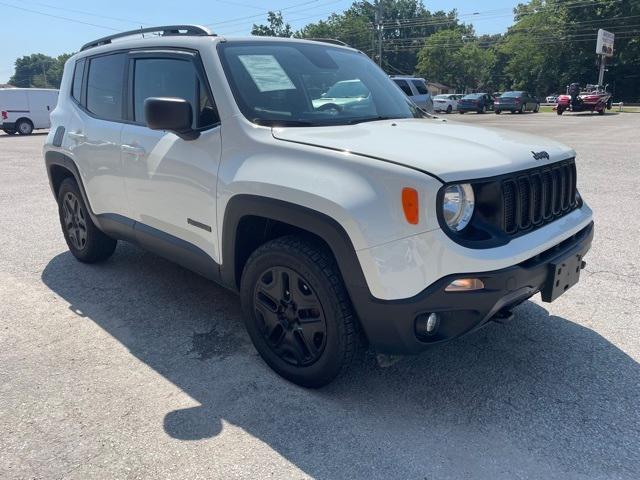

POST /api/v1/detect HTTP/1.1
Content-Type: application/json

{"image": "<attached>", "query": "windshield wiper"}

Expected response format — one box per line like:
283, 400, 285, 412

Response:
346, 116, 398, 125
252, 118, 315, 127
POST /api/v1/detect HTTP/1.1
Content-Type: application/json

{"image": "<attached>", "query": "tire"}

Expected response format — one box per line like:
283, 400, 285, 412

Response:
57, 178, 117, 263
495, 110, 501, 115
533, 103, 540, 113
458, 111, 465, 114
479, 105, 486, 114
446, 105, 452, 114
598, 109, 605, 115
16, 118, 33, 135
557, 107, 564, 115
240, 235, 360, 388
519, 105, 525, 114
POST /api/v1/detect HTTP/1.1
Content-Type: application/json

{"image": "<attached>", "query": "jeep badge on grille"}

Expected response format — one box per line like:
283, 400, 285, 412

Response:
532, 151, 550, 160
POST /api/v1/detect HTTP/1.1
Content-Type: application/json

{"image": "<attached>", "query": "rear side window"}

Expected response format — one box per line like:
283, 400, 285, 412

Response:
71, 58, 85, 102
411, 80, 429, 95
86, 53, 126, 121
133, 57, 218, 128
393, 79, 413, 96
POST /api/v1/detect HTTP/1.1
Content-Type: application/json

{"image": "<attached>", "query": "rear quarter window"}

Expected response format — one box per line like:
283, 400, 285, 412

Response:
71, 58, 85, 103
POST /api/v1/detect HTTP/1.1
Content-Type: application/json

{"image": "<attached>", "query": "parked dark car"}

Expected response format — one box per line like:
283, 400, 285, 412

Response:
494, 91, 540, 114
457, 93, 494, 114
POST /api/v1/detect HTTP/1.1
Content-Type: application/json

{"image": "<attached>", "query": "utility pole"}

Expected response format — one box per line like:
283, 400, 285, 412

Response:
375, 0, 383, 67
41, 62, 48, 88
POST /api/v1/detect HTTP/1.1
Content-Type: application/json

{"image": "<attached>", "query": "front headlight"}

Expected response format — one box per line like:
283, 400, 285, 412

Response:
442, 183, 475, 231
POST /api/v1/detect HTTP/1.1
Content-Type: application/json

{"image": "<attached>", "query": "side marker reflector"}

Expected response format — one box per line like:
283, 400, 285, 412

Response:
402, 187, 419, 225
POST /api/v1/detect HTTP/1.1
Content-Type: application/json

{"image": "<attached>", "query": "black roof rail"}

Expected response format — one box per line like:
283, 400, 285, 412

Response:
81, 25, 215, 51
306, 38, 350, 47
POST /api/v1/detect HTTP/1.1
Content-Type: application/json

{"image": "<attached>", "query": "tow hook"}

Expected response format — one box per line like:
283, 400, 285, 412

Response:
492, 308, 514, 324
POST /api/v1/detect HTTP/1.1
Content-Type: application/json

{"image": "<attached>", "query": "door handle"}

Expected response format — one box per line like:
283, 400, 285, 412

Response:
67, 131, 86, 141
121, 144, 146, 156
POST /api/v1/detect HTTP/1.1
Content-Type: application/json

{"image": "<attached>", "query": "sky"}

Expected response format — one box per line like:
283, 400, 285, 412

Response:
0, 0, 520, 83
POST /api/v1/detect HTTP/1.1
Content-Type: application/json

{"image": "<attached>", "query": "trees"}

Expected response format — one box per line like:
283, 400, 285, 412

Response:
9, 53, 72, 88
414, 29, 494, 92
251, 11, 293, 37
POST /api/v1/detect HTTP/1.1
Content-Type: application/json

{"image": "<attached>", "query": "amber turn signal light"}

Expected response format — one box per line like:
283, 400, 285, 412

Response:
402, 187, 419, 225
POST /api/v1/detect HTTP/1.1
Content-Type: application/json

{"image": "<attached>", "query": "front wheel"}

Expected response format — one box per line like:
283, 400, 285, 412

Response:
495, 110, 501, 115
479, 105, 486, 114
557, 107, 564, 115
57, 178, 117, 263
458, 111, 465, 114
519, 105, 525, 114
446, 105, 452, 114
240, 235, 360, 387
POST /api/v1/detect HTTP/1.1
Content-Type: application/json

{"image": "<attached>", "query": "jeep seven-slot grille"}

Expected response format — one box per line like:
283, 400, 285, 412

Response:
501, 160, 577, 235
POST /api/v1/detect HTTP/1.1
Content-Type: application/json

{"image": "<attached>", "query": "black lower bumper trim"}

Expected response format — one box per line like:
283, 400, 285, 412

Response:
352, 222, 594, 354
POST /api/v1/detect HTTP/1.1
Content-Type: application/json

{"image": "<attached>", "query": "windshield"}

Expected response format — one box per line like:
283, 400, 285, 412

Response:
218, 41, 422, 126
501, 91, 523, 98
434, 94, 450, 100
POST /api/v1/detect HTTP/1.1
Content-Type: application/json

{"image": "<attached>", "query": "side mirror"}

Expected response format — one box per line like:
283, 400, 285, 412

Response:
144, 97, 200, 140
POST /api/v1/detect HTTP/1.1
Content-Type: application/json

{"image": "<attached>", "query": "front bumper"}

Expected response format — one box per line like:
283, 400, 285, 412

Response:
351, 222, 593, 354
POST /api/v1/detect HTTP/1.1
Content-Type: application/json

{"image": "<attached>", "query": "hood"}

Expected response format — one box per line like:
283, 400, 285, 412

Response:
272, 118, 574, 182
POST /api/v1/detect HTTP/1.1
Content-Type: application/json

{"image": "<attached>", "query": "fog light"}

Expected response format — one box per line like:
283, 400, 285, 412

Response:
445, 278, 484, 292
415, 312, 440, 337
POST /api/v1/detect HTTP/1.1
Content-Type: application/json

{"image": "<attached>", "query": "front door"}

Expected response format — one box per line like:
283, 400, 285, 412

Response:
120, 51, 222, 264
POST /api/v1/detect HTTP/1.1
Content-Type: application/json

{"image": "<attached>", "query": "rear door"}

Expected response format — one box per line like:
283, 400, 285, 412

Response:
65, 53, 128, 217
1, 90, 28, 126
120, 50, 222, 264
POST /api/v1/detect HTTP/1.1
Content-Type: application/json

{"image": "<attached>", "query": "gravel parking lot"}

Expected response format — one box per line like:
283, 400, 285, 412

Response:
1, 112, 639, 479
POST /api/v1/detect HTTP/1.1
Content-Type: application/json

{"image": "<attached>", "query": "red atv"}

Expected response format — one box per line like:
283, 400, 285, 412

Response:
556, 83, 612, 115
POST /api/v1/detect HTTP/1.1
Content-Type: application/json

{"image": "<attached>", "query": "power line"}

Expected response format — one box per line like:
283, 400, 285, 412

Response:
0, 1, 119, 31
19, 0, 150, 26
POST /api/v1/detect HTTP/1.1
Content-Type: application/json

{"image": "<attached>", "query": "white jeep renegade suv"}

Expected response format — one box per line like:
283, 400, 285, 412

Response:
44, 26, 594, 387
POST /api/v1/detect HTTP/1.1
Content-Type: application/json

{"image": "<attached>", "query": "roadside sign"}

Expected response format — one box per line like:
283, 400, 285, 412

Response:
596, 29, 614, 57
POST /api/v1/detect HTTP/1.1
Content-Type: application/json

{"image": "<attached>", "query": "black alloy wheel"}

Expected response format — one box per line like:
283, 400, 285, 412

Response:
57, 177, 117, 263
253, 265, 328, 367
240, 235, 360, 387
61, 191, 88, 251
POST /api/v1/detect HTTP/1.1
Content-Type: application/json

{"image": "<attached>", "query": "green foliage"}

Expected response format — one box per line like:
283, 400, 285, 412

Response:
251, 11, 293, 37
9, 53, 72, 88
415, 29, 495, 91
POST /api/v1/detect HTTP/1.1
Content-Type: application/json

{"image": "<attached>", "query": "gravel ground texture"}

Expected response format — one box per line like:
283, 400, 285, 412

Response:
1, 112, 639, 479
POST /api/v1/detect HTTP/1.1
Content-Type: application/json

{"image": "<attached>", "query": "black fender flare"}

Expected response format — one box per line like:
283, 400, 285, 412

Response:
220, 194, 371, 299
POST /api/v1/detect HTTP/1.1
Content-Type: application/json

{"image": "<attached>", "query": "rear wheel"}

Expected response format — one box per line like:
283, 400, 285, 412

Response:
446, 105, 452, 114
16, 119, 33, 135
458, 111, 465, 114
557, 107, 564, 115
495, 110, 501, 115
519, 104, 525, 114
479, 105, 486, 114
57, 178, 117, 263
240, 235, 360, 387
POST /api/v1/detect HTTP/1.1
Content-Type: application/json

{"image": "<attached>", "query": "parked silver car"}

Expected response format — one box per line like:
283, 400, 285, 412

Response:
391, 76, 433, 113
